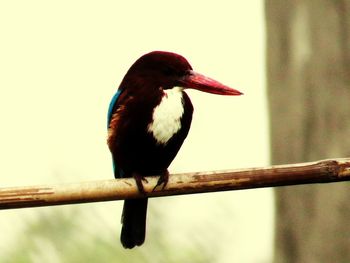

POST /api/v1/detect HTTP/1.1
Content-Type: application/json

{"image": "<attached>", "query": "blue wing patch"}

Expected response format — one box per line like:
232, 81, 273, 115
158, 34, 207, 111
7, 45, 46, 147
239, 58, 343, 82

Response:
107, 89, 122, 128
107, 89, 125, 178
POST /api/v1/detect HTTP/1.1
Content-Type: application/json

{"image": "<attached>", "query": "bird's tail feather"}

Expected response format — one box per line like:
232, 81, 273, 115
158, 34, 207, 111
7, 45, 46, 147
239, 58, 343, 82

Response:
120, 198, 148, 249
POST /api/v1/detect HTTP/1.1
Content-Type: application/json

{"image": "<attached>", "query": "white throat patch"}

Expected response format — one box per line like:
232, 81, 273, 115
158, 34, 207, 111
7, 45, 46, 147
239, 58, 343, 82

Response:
148, 87, 184, 145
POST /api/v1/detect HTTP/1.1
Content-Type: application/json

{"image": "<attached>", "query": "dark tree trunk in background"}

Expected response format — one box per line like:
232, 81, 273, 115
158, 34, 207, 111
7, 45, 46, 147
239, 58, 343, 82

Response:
266, 1, 350, 262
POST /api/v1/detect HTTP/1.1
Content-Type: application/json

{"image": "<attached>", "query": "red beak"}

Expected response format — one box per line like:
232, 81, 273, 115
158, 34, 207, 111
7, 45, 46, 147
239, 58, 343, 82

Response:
179, 70, 243, 96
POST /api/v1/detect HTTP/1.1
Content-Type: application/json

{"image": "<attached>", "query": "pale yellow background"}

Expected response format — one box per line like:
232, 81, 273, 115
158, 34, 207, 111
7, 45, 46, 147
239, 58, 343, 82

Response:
0, 1, 273, 262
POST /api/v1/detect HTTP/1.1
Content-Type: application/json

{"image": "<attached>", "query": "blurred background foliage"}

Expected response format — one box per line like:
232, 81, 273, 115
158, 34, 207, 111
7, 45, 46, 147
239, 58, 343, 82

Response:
2, 206, 215, 263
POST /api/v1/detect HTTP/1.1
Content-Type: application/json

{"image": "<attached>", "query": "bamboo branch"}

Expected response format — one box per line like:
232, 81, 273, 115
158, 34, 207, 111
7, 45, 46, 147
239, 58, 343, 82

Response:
1, 158, 350, 210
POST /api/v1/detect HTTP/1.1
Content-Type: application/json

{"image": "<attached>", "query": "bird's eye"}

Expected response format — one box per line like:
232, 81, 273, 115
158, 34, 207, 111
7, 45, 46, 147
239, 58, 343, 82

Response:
162, 67, 173, 76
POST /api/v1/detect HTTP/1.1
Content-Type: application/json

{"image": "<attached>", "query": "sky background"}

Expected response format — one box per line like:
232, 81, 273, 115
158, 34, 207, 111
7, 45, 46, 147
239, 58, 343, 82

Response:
0, 1, 273, 262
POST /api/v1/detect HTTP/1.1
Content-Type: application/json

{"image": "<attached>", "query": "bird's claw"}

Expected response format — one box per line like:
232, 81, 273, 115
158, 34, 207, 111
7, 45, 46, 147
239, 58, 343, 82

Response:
152, 171, 169, 191
133, 173, 147, 195
133, 171, 168, 193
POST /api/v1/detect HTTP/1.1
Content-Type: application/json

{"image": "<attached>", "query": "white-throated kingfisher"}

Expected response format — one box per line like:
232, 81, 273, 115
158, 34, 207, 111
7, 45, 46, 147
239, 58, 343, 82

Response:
107, 51, 242, 249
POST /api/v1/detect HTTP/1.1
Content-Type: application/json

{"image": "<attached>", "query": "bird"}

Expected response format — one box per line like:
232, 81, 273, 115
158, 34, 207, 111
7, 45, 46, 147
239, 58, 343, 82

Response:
107, 51, 242, 249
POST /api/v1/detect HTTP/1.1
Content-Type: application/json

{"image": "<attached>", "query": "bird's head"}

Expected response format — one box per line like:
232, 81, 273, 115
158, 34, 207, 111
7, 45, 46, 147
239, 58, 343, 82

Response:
121, 51, 243, 96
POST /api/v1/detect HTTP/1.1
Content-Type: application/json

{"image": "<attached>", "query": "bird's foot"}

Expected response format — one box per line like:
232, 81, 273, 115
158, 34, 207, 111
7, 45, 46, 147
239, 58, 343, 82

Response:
133, 173, 148, 195
152, 170, 169, 191
141, 176, 148, 183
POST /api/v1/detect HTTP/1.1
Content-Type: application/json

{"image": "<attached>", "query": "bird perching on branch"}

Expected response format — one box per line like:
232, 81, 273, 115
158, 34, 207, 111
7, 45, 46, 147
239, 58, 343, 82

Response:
107, 51, 242, 249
